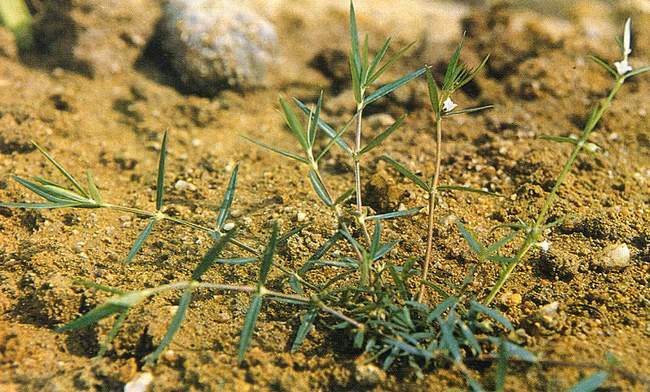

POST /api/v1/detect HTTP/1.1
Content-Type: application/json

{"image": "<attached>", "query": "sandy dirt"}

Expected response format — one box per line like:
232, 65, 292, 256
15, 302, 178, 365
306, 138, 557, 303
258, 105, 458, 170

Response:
0, 1, 649, 391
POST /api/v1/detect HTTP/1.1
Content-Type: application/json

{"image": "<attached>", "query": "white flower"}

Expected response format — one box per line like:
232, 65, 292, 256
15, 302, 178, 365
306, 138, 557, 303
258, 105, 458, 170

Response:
442, 97, 457, 112
537, 240, 551, 252
615, 18, 633, 75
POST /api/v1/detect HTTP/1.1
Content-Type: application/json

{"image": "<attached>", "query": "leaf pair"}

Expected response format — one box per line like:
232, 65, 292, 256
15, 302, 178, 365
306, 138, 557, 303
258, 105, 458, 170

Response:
426, 66, 492, 118
454, 220, 519, 265
0, 142, 103, 210
441, 35, 489, 94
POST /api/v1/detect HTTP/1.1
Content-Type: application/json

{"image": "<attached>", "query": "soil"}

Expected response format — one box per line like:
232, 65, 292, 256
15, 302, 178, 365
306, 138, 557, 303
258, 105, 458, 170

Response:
1, 1, 649, 391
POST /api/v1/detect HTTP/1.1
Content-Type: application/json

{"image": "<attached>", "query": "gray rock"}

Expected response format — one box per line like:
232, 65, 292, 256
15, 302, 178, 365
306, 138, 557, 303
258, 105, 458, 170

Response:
161, 0, 278, 95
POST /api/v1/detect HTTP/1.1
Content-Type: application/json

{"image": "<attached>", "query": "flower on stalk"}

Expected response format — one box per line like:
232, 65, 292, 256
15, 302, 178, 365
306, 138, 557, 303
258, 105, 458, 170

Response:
614, 18, 633, 75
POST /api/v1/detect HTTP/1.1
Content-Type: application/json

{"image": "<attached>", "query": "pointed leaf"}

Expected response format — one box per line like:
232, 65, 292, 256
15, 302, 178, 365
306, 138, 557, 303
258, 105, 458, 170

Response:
33, 142, 88, 197
258, 222, 279, 287
624, 65, 650, 79
350, 55, 362, 104
366, 41, 417, 86
366, 38, 391, 82
156, 131, 168, 210
588, 55, 618, 78
307, 92, 323, 147
567, 371, 608, 392
241, 135, 309, 164
294, 98, 353, 154
308, 169, 333, 207
14, 176, 72, 203
439, 317, 461, 362
96, 311, 128, 357
125, 218, 156, 264
470, 301, 513, 331
482, 231, 518, 258
58, 290, 152, 331
291, 307, 318, 353
86, 171, 102, 204
442, 105, 493, 117
316, 117, 353, 162
146, 288, 192, 363
0, 201, 80, 209
425, 67, 441, 116
192, 229, 236, 280
280, 97, 309, 152
359, 114, 406, 155
454, 220, 484, 255
238, 294, 263, 363
380, 156, 430, 192
278, 225, 306, 245
438, 184, 499, 197
216, 164, 238, 231
365, 67, 426, 106
349, 1, 361, 78
495, 338, 508, 392
366, 207, 422, 221
334, 188, 354, 206
427, 295, 458, 322
373, 240, 399, 261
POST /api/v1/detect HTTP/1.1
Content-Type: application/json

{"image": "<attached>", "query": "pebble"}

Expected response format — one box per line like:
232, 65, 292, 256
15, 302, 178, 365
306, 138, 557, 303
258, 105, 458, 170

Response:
160, 0, 278, 95
222, 222, 235, 231
354, 363, 386, 386
501, 292, 522, 306
296, 212, 307, 222
124, 372, 153, 392
593, 243, 631, 270
174, 180, 197, 192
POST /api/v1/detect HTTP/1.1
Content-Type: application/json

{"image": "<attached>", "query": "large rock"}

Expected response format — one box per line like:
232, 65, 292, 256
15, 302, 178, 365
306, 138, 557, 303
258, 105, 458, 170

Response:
160, 0, 279, 95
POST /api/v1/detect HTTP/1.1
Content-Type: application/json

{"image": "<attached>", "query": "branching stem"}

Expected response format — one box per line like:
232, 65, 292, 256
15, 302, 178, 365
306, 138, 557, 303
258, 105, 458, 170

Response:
484, 78, 624, 305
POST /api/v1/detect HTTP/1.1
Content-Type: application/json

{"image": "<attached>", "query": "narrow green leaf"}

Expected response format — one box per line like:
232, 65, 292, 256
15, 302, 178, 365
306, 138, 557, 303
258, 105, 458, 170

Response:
349, 1, 361, 78
291, 307, 318, 353
495, 338, 508, 392
0, 201, 80, 209
427, 296, 458, 322
425, 67, 441, 116
75, 280, 126, 295
442, 105, 493, 117
216, 164, 238, 231
307, 91, 323, 148
588, 55, 618, 78
380, 156, 430, 192
278, 225, 307, 245
385, 338, 433, 359
458, 320, 481, 355
624, 65, 650, 79
238, 294, 263, 363
125, 218, 156, 264
365, 67, 426, 106
367, 41, 417, 86
538, 134, 579, 145
58, 303, 125, 332
213, 257, 257, 265
334, 188, 354, 206
359, 114, 406, 155
258, 222, 279, 287
487, 338, 536, 362
487, 255, 516, 265
241, 135, 309, 164
308, 169, 333, 207
369, 222, 382, 256
454, 220, 484, 255
366, 38, 391, 82
32, 142, 88, 197
192, 229, 236, 280
146, 288, 192, 364
40, 184, 91, 203
567, 371, 608, 392
350, 54, 362, 104
470, 301, 513, 331
14, 176, 72, 203
438, 184, 499, 197
299, 232, 342, 275
316, 118, 353, 162
58, 290, 152, 332
280, 97, 309, 152
373, 240, 398, 261
482, 231, 518, 258
362, 34, 369, 81
439, 317, 461, 362
421, 280, 451, 299
293, 98, 353, 154
96, 311, 128, 357
366, 207, 422, 222
86, 171, 102, 204
155, 131, 168, 210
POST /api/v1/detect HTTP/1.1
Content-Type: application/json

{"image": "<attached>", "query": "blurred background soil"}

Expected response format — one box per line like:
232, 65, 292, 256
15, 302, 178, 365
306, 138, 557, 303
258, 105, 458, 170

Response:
0, 0, 649, 390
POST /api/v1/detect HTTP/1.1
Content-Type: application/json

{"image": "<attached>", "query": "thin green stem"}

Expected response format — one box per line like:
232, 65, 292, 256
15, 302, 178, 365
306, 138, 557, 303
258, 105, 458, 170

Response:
418, 118, 443, 302
353, 100, 372, 246
484, 78, 624, 305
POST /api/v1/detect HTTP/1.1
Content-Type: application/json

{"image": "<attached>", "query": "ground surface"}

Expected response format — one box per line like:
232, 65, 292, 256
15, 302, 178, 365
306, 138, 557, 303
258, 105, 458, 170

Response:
0, 1, 649, 391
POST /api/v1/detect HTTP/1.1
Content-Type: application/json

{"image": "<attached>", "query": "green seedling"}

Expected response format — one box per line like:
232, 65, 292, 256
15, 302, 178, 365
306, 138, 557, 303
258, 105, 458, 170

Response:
469, 18, 650, 305
380, 36, 494, 301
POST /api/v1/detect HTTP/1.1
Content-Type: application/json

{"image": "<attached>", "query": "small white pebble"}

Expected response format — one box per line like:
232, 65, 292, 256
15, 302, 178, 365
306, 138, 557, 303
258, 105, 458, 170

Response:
537, 240, 551, 252
222, 222, 235, 231
191, 138, 202, 147
174, 180, 197, 192
124, 372, 153, 392
296, 212, 307, 222
595, 243, 631, 270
